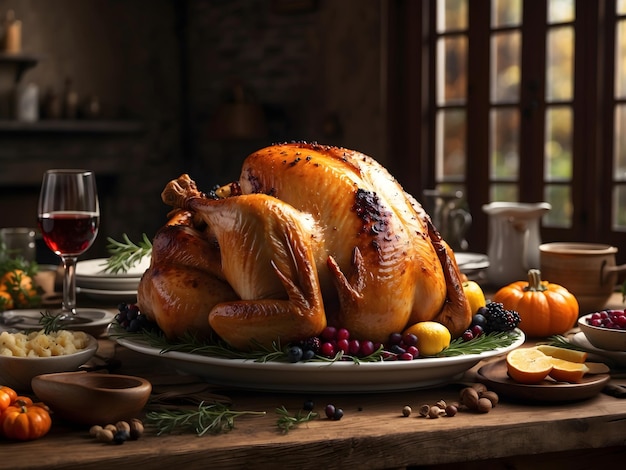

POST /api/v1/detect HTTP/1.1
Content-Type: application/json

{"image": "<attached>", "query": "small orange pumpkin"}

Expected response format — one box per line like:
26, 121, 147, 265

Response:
0, 386, 17, 413
493, 269, 579, 338
1, 399, 52, 441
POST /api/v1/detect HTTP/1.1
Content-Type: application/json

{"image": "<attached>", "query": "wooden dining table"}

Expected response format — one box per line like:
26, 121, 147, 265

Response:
2, 294, 626, 469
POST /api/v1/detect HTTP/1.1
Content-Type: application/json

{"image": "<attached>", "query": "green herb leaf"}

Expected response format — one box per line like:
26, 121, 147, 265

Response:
435, 330, 522, 357
145, 401, 266, 436
105, 233, 152, 274
275, 406, 318, 433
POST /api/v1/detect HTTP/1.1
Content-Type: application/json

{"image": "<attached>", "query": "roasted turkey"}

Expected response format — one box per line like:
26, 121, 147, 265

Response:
138, 142, 472, 350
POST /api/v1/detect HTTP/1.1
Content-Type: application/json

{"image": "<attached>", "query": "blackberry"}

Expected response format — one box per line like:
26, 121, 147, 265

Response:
483, 302, 521, 332
300, 336, 321, 353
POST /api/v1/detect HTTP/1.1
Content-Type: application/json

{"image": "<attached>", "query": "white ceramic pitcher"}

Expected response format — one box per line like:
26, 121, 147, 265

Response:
482, 202, 551, 287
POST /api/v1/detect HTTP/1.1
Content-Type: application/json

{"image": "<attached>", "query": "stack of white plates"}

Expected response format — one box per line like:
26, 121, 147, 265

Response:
76, 257, 150, 302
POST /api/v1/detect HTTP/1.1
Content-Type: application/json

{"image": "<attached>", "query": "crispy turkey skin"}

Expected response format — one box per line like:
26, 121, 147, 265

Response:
138, 142, 472, 350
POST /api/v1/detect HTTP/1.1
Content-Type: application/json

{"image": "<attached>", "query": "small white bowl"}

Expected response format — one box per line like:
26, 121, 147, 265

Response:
0, 334, 98, 391
578, 312, 626, 352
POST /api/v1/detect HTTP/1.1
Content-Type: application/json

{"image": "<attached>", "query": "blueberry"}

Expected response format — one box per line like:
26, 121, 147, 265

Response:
301, 349, 315, 361
287, 346, 303, 363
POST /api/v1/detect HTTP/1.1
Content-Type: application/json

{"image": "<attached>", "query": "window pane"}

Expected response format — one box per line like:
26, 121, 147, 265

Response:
613, 186, 626, 230
437, 36, 468, 105
437, 0, 467, 32
546, 26, 574, 101
616, 20, 626, 99
614, 105, 626, 180
544, 184, 572, 228
436, 109, 466, 181
548, 0, 574, 24
490, 108, 520, 179
492, 0, 522, 28
491, 31, 521, 103
490, 183, 518, 202
545, 106, 573, 181
618, 0, 626, 15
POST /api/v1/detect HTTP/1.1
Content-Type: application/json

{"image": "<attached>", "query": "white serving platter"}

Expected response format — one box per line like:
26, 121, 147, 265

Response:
113, 329, 524, 393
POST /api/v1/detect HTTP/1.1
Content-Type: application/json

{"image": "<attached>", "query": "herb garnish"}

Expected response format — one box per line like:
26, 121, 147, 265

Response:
145, 401, 266, 436
105, 233, 152, 274
275, 406, 318, 433
435, 330, 521, 357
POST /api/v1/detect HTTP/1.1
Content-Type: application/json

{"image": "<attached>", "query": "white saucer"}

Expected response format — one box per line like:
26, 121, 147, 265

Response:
0, 308, 115, 337
76, 257, 150, 279
77, 287, 137, 303
455, 252, 490, 272
76, 276, 141, 291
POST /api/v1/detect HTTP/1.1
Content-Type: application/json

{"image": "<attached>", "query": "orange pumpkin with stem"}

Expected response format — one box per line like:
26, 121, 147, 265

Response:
493, 269, 579, 338
0, 399, 52, 441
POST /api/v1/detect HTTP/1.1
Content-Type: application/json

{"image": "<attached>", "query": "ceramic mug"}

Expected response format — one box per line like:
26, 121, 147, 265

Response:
539, 242, 626, 314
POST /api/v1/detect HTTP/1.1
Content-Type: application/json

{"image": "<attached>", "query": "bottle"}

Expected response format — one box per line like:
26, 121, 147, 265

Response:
4, 10, 21, 53
15, 82, 38, 122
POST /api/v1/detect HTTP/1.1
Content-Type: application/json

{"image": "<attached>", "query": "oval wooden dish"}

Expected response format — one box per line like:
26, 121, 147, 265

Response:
477, 359, 610, 403
31, 371, 152, 425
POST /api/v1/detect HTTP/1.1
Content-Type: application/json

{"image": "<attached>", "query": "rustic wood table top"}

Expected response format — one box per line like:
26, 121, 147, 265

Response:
2, 294, 626, 469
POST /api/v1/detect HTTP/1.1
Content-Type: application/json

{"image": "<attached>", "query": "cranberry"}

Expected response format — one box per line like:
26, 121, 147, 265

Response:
320, 341, 336, 358
399, 352, 415, 361
321, 326, 337, 341
337, 338, 349, 354
406, 345, 419, 358
402, 333, 418, 347
359, 340, 375, 356
388, 332, 403, 345
348, 339, 361, 355
336, 328, 350, 341
462, 329, 474, 342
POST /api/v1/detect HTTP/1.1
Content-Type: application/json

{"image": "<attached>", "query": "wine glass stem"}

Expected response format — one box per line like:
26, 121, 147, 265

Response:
61, 256, 78, 315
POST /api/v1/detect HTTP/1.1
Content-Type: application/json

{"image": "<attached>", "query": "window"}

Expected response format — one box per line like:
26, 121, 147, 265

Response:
387, 0, 626, 262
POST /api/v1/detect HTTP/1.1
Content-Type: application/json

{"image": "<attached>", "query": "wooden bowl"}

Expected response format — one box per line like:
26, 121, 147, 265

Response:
31, 371, 152, 425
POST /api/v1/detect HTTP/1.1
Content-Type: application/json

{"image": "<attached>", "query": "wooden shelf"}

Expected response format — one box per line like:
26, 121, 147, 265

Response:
0, 119, 145, 134
0, 52, 39, 82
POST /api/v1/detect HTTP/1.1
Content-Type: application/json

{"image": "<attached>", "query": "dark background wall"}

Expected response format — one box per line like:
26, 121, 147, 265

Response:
0, 0, 386, 259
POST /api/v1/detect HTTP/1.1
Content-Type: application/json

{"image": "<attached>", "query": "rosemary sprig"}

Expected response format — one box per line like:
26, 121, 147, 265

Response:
435, 330, 522, 357
545, 334, 592, 353
145, 401, 266, 436
39, 310, 64, 334
275, 406, 318, 434
105, 233, 152, 274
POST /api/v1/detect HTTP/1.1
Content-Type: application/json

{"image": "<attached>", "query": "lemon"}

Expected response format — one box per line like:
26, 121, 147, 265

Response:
403, 321, 451, 356
462, 280, 486, 315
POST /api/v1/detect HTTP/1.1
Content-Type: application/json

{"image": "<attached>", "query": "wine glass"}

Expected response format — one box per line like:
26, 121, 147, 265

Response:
38, 169, 100, 319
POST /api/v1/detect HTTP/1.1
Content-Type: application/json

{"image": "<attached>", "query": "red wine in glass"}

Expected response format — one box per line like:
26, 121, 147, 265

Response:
38, 169, 100, 317
38, 211, 99, 256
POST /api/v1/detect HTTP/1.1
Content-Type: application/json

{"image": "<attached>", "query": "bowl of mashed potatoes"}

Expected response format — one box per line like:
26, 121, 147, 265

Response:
0, 329, 98, 391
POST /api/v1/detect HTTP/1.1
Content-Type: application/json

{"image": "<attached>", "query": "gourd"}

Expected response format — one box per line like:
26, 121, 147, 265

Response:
0, 386, 17, 413
492, 269, 579, 338
1, 399, 52, 441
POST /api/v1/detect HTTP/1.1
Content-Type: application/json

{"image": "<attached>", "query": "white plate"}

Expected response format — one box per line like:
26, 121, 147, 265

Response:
76, 276, 141, 291
455, 252, 490, 273
113, 329, 525, 393
570, 331, 626, 368
77, 287, 137, 303
76, 257, 150, 279
0, 308, 115, 337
